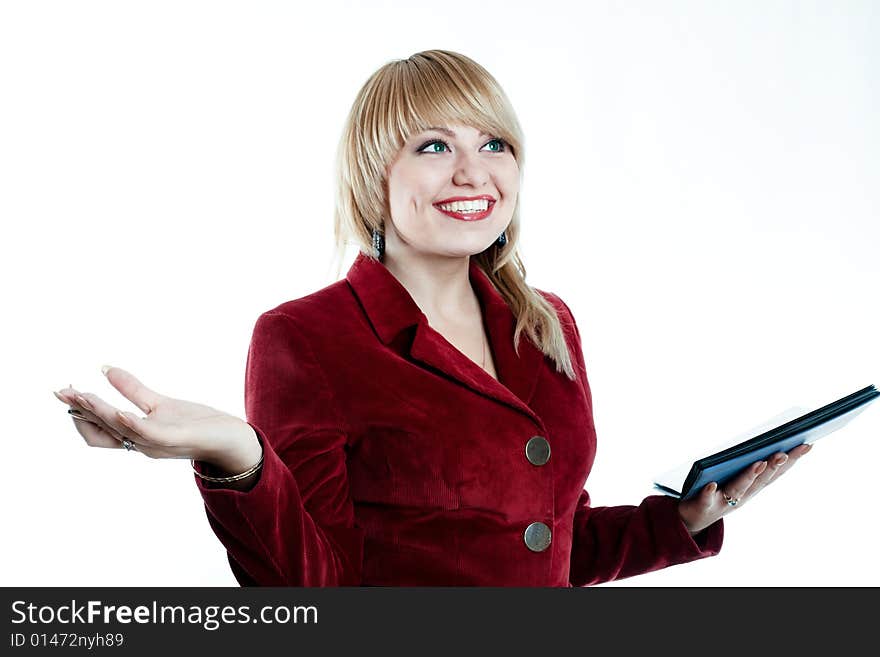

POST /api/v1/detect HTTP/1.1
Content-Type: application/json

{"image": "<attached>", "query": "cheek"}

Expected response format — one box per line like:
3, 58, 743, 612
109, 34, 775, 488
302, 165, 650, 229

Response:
390, 169, 422, 203
388, 181, 435, 231
499, 162, 520, 197
401, 177, 441, 214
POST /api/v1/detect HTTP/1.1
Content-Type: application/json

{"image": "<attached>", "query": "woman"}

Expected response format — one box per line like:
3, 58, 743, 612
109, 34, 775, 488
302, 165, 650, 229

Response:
53, 49, 811, 586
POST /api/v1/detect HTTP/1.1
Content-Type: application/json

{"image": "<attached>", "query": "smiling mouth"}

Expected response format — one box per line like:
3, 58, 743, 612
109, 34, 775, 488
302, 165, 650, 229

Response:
433, 201, 496, 222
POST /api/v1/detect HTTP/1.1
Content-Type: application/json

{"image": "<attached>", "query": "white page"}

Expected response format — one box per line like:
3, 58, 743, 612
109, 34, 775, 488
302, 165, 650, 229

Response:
653, 406, 809, 494
653, 398, 878, 494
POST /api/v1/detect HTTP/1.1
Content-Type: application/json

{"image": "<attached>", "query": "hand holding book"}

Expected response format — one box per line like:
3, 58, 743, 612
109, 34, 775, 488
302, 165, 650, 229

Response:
676, 442, 813, 535
654, 384, 879, 535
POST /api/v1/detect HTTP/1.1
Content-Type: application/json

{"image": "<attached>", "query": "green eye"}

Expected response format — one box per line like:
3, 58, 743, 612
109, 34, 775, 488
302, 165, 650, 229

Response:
416, 138, 508, 154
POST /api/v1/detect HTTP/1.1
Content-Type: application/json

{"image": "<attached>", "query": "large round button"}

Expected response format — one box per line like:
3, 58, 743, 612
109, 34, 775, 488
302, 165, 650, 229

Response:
525, 435, 551, 466
523, 521, 552, 552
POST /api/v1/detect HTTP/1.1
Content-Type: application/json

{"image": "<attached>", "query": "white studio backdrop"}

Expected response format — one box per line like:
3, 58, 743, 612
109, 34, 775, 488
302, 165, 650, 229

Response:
2, 1, 877, 587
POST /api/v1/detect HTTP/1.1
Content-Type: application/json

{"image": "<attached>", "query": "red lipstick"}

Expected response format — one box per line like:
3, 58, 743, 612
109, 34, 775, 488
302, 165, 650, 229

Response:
433, 195, 496, 222
434, 194, 496, 204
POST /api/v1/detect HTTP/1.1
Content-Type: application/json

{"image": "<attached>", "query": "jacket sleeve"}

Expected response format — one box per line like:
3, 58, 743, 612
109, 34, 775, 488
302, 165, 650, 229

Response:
552, 295, 724, 586
192, 310, 364, 586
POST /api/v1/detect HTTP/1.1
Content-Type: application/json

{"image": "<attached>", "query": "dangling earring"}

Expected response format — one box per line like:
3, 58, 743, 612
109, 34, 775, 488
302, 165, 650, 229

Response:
372, 227, 385, 259
496, 230, 507, 247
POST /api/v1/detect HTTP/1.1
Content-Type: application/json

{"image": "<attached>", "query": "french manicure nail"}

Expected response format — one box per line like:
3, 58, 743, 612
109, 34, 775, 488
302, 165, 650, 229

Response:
102, 365, 112, 376
74, 394, 93, 411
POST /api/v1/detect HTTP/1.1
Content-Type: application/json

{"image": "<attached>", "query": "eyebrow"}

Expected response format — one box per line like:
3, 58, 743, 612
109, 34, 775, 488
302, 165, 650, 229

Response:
420, 127, 494, 138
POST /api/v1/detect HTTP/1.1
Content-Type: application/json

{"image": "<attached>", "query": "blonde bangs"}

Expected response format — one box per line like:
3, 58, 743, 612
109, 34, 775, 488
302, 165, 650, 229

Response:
355, 51, 523, 181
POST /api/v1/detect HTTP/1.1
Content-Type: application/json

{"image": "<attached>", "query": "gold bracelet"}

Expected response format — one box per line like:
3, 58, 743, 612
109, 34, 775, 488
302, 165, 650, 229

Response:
191, 450, 264, 483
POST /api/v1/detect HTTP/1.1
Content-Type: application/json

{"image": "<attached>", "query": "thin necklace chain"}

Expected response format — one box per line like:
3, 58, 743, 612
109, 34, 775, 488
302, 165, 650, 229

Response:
480, 328, 486, 370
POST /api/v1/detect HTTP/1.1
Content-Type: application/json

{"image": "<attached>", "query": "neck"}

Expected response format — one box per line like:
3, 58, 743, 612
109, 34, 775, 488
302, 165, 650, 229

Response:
382, 250, 478, 323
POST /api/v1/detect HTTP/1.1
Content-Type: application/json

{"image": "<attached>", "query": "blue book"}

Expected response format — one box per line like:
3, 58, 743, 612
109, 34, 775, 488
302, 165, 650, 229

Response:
654, 384, 879, 500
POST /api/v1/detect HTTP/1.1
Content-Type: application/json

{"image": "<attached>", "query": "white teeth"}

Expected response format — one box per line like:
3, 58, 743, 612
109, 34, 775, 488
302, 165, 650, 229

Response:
437, 200, 490, 213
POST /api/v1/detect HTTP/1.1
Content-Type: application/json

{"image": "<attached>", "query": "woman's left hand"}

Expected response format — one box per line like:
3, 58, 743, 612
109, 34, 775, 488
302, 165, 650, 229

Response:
677, 443, 813, 535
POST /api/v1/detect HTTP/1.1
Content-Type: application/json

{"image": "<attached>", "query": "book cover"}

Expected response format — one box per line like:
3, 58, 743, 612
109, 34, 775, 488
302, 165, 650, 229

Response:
654, 384, 879, 500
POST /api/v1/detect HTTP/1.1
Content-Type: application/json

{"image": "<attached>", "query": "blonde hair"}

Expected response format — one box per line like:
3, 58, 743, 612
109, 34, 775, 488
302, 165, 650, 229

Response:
332, 49, 576, 381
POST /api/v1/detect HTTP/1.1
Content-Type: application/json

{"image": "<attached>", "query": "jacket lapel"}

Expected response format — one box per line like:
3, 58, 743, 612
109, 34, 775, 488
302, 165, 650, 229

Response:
346, 252, 545, 424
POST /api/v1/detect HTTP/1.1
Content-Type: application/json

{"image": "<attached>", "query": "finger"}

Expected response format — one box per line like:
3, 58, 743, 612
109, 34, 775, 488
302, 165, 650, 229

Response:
115, 409, 192, 454
723, 460, 767, 506
771, 443, 813, 480
70, 412, 127, 448
70, 391, 138, 442
700, 482, 719, 509
791, 443, 813, 458
56, 386, 88, 408
63, 392, 125, 438
59, 386, 138, 449
70, 410, 173, 458
101, 365, 163, 415
59, 384, 77, 396
53, 390, 74, 406
113, 410, 160, 443
69, 386, 180, 452
753, 451, 790, 489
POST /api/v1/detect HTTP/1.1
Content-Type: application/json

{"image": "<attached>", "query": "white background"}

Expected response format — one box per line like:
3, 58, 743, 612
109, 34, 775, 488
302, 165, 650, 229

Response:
2, 1, 877, 587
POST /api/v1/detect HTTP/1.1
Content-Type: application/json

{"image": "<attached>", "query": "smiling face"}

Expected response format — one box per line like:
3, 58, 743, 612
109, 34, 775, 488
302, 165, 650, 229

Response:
384, 123, 520, 260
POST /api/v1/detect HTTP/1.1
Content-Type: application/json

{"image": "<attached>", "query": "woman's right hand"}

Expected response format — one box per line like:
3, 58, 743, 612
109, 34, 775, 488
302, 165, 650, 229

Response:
53, 366, 261, 474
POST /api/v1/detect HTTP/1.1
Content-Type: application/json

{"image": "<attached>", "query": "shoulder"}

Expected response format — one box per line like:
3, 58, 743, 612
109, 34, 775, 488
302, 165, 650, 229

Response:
244, 279, 368, 365
245, 279, 361, 383
254, 278, 358, 334
535, 287, 567, 313
534, 287, 578, 326
533, 287, 583, 353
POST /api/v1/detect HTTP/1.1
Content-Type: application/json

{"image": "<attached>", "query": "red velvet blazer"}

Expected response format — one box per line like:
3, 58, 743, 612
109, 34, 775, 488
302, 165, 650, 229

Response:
194, 252, 723, 586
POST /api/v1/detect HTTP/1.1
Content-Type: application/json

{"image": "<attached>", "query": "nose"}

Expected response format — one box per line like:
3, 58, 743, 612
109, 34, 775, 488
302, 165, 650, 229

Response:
451, 150, 490, 188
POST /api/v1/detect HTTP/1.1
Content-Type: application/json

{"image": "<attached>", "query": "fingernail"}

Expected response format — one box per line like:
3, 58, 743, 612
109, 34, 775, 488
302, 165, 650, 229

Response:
755, 461, 767, 475
776, 454, 788, 467
803, 444, 812, 453
53, 390, 70, 403
74, 394, 93, 411
116, 410, 132, 426
708, 482, 717, 493
102, 365, 112, 376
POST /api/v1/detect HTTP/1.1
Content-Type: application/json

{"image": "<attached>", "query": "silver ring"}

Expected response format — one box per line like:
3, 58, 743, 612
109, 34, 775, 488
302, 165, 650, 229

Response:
721, 490, 739, 507
122, 439, 136, 452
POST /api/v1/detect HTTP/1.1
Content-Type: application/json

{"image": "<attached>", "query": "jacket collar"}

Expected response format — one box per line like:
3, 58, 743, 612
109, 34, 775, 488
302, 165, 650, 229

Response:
346, 251, 544, 423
